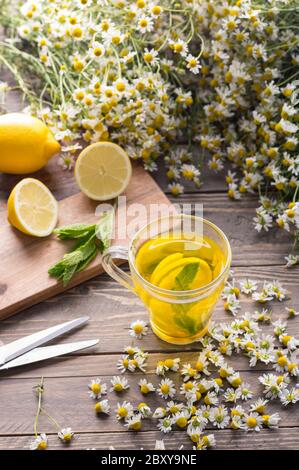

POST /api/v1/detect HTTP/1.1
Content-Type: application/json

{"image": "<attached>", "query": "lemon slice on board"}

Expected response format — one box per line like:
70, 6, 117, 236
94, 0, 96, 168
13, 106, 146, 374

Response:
75, 142, 132, 201
7, 178, 58, 237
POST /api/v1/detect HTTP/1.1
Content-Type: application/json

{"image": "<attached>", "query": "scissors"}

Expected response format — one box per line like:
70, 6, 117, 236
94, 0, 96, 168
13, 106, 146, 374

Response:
0, 316, 99, 370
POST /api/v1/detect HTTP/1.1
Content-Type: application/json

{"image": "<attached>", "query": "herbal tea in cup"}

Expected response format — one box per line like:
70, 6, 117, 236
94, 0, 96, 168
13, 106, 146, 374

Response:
102, 215, 231, 345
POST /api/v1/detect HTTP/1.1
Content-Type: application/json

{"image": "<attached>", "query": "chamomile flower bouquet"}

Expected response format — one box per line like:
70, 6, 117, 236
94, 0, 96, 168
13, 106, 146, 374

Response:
0, 0, 298, 249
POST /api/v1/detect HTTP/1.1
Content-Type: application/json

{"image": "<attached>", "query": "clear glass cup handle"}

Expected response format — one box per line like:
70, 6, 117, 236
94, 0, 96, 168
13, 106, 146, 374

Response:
102, 246, 135, 292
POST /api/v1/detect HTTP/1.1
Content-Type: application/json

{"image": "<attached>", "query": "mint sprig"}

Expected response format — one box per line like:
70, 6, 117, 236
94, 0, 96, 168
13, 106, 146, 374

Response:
48, 211, 114, 285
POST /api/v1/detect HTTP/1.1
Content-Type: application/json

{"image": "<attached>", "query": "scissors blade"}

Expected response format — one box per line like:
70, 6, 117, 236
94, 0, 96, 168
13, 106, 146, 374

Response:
0, 339, 99, 370
0, 316, 90, 366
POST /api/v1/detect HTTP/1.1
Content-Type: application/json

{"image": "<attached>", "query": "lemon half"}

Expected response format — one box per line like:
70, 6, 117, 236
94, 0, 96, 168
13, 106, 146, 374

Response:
8, 178, 58, 237
75, 142, 132, 201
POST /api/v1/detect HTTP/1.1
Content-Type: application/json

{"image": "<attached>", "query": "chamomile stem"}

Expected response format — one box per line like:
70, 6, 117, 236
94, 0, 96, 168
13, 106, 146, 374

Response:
33, 377, 44, 438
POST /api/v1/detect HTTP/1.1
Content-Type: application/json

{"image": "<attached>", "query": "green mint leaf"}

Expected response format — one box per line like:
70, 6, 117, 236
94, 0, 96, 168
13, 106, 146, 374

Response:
54, 223, 96, 240
175, 262, 199, 290
95, 210, 114, 252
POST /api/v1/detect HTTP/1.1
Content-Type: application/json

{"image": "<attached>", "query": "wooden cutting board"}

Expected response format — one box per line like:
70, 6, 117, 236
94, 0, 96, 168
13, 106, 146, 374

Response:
0, 165, 171, 320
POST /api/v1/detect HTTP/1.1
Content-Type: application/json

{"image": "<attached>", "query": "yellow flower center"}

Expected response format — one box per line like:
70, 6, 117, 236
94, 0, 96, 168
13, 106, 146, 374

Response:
247, 417, 257, 428
63, 433, 72, 442
152, 5, 162, 15
176, 417, 188, 428
277, 356, 288, 367
188, 58, 197, 68
116, 82, 126, 92
130, 420, 142, 431
95, 402, 102, 413
164, 359, 174, 369
160, 384, 170, 394
91, 383, 101, 394
114, 383, 123, 392
37, 440, 47, 450
140, 384, 149, 394
118, 407, 128, 418
144, 52, 153, 62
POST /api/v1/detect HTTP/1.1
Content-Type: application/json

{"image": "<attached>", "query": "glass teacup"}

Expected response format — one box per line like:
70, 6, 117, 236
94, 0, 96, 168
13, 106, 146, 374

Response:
102, 214, 231, 345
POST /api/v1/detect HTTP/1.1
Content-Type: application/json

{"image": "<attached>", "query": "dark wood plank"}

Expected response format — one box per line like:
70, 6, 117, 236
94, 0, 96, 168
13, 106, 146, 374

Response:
0, 266, 298, 353
0, 428, 298, 450
0, 371, 298, 436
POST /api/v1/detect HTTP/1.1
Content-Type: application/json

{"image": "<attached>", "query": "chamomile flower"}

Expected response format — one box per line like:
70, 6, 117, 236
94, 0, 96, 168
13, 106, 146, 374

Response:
224, 387, 241, 403
30, 433, 48, 450
279, 387, 299, 406
116, 401, 133, 420
110, 376, 129, 392
88, 378, 107, 399
125, 414, 142, 431
239, 279, 258, 294
203, 391, 219, 406
166, 401, 184, 415
164, 358, 181, 372
197, 434, 216, 450
58, 428, 74, 443
273, 319, 287, 337
286, 307, 299, 318
181, 363, 199, 381
157, 378, 176, 399
241, 412, 263, 432
129, 320, 148, 339
137, 402, 152, 418
259, 373, 288, 399
94, 399, 110, 415
261, 413, 281, 428
186, 55, 201, 74
285, 254, 299, 268
153, 407, 167, 419
59, 153, 75, 171
237, 383, 254, 401
227, 373, 242, 388
173, 410, 190, 429
157, 416, 173, 433
250, 398, 268, 414
223, 294, 240, 316
138, 379, 155, 394
210, 405, 230, 429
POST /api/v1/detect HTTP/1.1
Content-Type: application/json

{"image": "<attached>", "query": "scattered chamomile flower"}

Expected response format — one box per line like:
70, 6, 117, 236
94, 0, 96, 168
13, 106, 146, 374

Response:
157, 378, 176, 399
210, 405, 230, 429
223, 294, 240, 316
166, 401, 184, 415
125, 414, 142, 431
153, 407, 167, 419
237, 383, 254, 401
227, 373, 242, 388
286, 307, 299, 318
30, 433, 48, 450
129, 320, 148, 339
58, 427, 74, 443
116, 401, 133, 420
88, 378, 107, 399
181, 363, 199, 381
117, 355, 130, 374
138, 379, 155, 394
250, 398, 268, 414
279, 387, 299, 406
157, 417, 173, 434
239, 279, 258, 295
241, 412, 263, 432
173, 410, 189, 429
137, 402, 152, 418
224, 387, 241, 403
261, 413, 281, 428
285, 254, 299, 268
203, 391, 219, 406
259, 373, 288, 399
110, 376, 129, 392
273, 319, 287, 337
95, 399, 110, 415
253, 308, 272, 323
59, 154, 75, 171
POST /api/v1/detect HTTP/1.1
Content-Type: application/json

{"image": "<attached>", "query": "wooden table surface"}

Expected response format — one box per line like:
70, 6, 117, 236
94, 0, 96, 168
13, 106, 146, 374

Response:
0, 76, 298, 451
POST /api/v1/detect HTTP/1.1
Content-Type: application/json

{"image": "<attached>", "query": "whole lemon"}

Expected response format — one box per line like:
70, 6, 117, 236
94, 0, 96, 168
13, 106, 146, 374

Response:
0, 113, 61, 174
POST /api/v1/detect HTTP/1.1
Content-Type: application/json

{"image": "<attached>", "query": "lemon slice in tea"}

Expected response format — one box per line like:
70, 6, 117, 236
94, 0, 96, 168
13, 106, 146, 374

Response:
7, 178, 58, 237
75, 142, 132, 201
